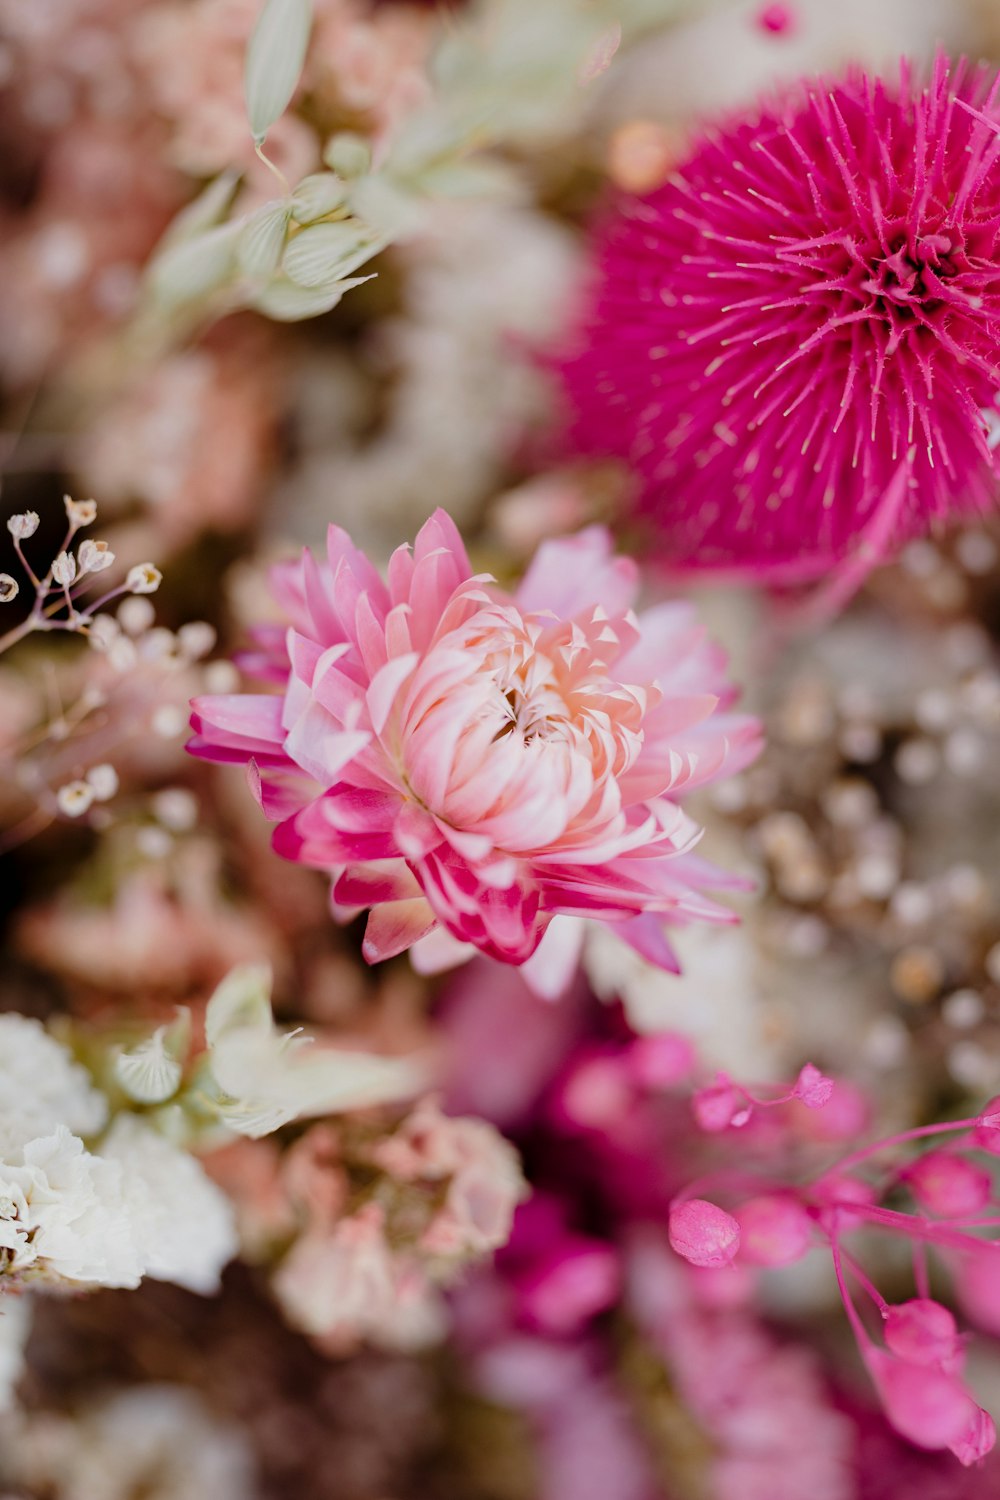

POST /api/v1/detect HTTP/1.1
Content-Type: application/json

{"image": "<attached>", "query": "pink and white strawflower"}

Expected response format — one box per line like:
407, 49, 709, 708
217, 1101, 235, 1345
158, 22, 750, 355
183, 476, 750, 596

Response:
189, 512, 760, 985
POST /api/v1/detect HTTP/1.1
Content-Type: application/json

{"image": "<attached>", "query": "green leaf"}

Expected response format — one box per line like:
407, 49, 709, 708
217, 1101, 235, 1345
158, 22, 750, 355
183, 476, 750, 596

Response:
244, 0, 313, 145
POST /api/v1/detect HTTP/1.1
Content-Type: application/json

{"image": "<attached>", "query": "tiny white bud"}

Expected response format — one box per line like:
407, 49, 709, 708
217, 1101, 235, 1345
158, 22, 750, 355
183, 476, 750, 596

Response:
85, 763, 119, 801
0, 574, 18, 603
136, 825, 173, 859
152, 704, 185, 738
323, 132, 371, 179
117, 596, 156, 635
87, 614, 121, 652
64, 495, 97, 527
204, 661, 240, 693
176, 621, 217, 660
51, 551, 77, 587
152, 788, 199, 832
56, 779, 95, 817
126, 563, 162, 595
138, 627, 178, 663
108, 637, 139, 672
115, 1030, 183, 1104
77, 538, 115, 575
7, 511, 39, 540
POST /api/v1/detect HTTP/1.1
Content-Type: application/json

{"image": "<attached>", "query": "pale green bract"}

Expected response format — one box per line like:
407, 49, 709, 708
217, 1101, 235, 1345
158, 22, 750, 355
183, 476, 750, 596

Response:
244, 0, 313, 146
282, 221, 387, 288
252, 274, 374, 322
237, 201, 292, 279
147, 221, 243, 311
203, 964, 423, 1136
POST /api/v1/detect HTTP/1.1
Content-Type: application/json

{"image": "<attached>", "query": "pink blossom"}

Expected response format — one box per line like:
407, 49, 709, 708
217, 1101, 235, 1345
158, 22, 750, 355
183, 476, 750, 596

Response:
883, 1300, 962, 1370
625, 1032, 696, 1090
692, 1074, 750, 1132
190, 513, 759, 980
864, 1350, 977, 1453
950, 1407, 998, 1467
668, 1199, 741, 1268
629, 1240, 855, 1500
373, 1097, 527, 1258
515, 1238, 621, 1336
793, 1063, 835, 1109
560, 56, 1000, 582
903, 1152, 993, 1218
755, 3, 795, 34
735, 1194, 813, 1267
955, 1243, 1000, 1337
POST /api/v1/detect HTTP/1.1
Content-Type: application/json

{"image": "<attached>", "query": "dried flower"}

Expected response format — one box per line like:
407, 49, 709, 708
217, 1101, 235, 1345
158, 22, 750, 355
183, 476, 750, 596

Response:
86, 763, 119, 801
561, 56, 1000, 581
51, 550, 77, 587
64, 495, 97, 528
190, 512, 760, 984
56, 780, 96, 817
6, 512, 39, 541
126, 563, 163, 595
0, 575, 18, 604
77, 538, 115, 575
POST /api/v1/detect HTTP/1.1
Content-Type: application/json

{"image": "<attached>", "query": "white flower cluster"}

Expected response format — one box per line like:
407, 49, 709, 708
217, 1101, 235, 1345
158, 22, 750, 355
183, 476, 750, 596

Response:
0, 1016, 237, 1304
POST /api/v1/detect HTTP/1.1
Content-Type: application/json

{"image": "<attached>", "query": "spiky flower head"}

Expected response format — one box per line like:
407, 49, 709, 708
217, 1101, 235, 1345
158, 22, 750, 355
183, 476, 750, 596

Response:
561, 56, 1000, 582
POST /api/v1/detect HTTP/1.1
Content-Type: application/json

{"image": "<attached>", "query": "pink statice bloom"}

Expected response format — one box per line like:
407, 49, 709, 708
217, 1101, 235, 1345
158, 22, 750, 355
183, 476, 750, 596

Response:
559, 56, 1000, 583
189, 512, 760, 986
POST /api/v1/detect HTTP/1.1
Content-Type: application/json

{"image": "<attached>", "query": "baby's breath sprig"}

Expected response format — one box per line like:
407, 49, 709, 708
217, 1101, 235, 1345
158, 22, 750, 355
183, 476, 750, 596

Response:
0, 494, 161, 657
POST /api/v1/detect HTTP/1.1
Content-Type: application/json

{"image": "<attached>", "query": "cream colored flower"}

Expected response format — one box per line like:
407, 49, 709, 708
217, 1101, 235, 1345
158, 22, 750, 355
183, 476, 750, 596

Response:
101, 1117, 238, 1296
204, 964, 423, 1138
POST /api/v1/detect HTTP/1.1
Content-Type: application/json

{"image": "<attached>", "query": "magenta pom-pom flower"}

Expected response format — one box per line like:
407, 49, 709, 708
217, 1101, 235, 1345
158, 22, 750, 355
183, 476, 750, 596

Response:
189, 512, 759, 985
561, 56, 1000, 580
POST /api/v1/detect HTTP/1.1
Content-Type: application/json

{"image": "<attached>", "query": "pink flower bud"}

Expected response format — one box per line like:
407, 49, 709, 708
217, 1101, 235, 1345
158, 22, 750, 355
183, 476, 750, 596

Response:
687, 1262, 755, 1308
973, 1097, 1000, 1154
949, 1405, 997, 1466
884, 1300, 961, 1368
668, 1199, 741, 1268
756, 3, 795, 34
627, 1033, 695, 1090
956, 1244, 1000, 1336
735, 1194, 813, 1267
904, 1151, 992, 1218
792, 1063, 834, 1108
796, 1079, 870, 1142
692, 1075, 749, 1132
517, 1239, 621, 1335
557, 1053, 633, 1130
866, 1350, 976, 1450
